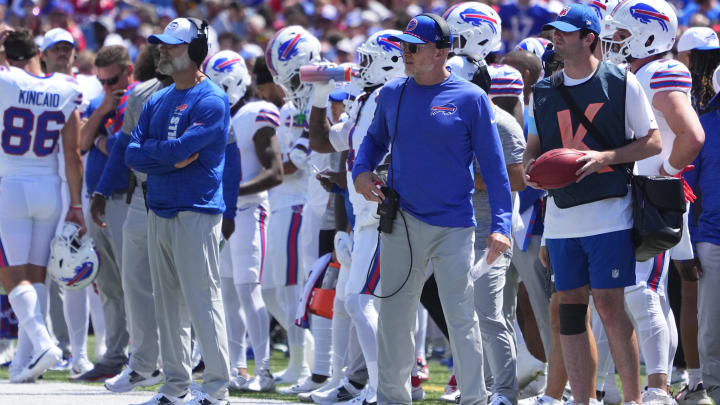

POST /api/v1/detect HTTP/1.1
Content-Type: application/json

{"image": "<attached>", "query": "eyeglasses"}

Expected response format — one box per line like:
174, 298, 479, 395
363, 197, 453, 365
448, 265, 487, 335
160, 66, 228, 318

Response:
98, 68, 125, 86
402, 43, 425, 54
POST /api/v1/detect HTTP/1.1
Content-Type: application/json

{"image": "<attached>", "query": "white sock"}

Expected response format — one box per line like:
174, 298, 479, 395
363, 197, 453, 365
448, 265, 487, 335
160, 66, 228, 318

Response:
9, 284, 54, 354
366, 360, 378, 402
32, 283, 48, 322
62, 287, 89, 362
687, 368, 703, 390
236, 283, 271, 373
542, 395, 563, 405
414, 306, 428, 362
331, 297, 350, 383
88, 288, 106, 357
310, 314, 332, 376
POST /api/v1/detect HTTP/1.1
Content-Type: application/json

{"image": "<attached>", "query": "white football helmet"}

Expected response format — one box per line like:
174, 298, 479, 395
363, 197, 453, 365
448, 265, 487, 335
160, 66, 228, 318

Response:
587, 0, 620, 21
601, 0, 678, 64
515, 37, 552, 60
265, 25, 322, 106
202, 50, 251, 106
48, 223, 100, 291
355, 30, 405, 89
443, 2, 502, 59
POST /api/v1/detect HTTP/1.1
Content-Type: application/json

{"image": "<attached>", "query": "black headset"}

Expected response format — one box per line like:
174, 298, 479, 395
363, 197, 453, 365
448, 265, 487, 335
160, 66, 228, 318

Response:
186, 17, 209, 67
419, 13, 452, 49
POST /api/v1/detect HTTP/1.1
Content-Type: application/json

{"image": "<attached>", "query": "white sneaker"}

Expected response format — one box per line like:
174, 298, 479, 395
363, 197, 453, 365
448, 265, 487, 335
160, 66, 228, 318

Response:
520, 373, 547, 400
11, 346, 62, 383
184, 391, 230, 405
279, 375, 326, 394
671, 369, 690, 386
69, 357, 94, 379
519, 395, 563, 405
132, 393, 185, 405
0, 339, 14, 365
334, 387, 371, 404
312, 379, 362, 405
8, 353, 31, 383
105, 367, 163, 393
490, 393, 514, 405
642, 388, 674, 405
603, 376, 622, 404
439, 377, 460, 403
298, 378, 340, 402
411, 383, 425, 402
676, 383, 713, 405
274, 365, 310, 385
228, 375, 250, 391
245, 369, 276, 393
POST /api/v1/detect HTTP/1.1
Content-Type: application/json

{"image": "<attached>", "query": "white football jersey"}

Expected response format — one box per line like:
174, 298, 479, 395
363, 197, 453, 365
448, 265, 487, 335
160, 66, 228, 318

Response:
328, 87, 385, 228
268, 103, 310, 211
634, 58, 692, 176
231, 100, 281, 208
0, 66, 82, 177
446, 56, 524, 101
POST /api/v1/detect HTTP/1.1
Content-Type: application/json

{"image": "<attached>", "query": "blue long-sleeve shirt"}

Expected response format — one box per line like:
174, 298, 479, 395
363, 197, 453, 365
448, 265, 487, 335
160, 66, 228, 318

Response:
125, 79, 230, 218
686, 94, 720, 246
351, 73, 513, 236
95, 131, 131, 197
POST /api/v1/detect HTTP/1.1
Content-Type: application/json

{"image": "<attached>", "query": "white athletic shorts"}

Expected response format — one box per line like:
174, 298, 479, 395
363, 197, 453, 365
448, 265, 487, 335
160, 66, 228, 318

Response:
220, 204, 269, 284
261, 205, 303, 289
0, 176, 61, 267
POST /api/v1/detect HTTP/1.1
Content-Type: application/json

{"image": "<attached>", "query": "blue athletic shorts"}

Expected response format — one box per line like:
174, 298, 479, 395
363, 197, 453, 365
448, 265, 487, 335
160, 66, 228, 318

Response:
546, 229, 636, 291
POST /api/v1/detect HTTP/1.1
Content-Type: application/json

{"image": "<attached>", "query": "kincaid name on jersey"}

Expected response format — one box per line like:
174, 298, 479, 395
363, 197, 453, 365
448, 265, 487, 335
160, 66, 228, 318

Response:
17, 90, 62, 107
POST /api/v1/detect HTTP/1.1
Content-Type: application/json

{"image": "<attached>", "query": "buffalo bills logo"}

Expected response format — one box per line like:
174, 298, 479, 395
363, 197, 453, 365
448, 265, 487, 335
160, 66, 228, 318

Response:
376, 34, 402, 53
431, 103, 457, 116
167, 21, 179, 30
629, 3, 670, 31
407, 18, 418, 31
176, 104, 188, 111
278, 34, 306, 62
559, 6, 570, 16
63, 261, 94, 287
212, 57, 242, 73
459, 8, 498, 33
589, 0, 606, 19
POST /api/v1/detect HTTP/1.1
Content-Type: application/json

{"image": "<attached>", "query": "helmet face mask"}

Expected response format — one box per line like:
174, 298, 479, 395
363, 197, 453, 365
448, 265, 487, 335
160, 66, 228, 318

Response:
601, 20, 634, 64
265, 26, 321, 107
202, 50, 251, 106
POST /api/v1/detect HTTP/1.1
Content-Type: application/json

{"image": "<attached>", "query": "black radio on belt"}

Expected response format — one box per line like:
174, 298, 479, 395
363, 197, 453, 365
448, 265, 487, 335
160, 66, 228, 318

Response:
377, 186, 399, 234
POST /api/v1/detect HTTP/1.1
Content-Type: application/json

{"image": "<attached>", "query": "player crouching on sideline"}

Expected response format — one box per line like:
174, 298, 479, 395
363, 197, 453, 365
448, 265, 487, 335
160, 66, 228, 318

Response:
0, 28, 85, 383
523, 4, 662, 405
202, 50, 283, 393
125, 18, 232, 405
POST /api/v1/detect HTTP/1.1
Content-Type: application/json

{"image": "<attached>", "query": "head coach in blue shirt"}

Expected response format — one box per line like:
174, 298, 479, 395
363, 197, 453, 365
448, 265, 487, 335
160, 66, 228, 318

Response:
125, 18, 232, 405
352, 13, 514, 405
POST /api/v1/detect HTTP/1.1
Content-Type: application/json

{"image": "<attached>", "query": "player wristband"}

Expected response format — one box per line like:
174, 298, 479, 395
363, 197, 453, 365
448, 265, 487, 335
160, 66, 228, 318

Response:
70, 204, 83, 210
94, 135, 106, 149
663, 160, 682, 176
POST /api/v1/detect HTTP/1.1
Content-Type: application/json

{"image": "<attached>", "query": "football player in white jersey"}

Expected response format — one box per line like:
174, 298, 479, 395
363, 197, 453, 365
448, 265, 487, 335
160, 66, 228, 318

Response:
0, 29, 84, 383
444, 2, 525, 124
203, 50, 284, 393
263, 25, 321, 385
307, 29, 405, 405
601, 1, 706, 404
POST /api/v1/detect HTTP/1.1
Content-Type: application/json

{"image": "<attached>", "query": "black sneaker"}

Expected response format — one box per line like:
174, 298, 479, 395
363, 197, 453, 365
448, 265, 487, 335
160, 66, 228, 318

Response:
72, 362, 124, 382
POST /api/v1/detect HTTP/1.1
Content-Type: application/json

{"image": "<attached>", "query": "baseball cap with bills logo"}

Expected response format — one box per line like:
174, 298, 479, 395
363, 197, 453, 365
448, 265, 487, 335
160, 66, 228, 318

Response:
677, 27, 720, 52
148, 18, 200, 45
388, 15, 445, 44
543, 3, 601, 34
41, 28, 75, 52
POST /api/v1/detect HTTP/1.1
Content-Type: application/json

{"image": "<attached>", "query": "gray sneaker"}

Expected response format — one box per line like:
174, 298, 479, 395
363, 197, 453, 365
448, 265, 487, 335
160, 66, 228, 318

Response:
676, 383, 713, 405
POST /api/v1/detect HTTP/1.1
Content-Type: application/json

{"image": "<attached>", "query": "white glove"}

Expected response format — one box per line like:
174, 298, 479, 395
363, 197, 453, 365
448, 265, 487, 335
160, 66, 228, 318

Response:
334, 231, 353, 270
311, 79, 336, 109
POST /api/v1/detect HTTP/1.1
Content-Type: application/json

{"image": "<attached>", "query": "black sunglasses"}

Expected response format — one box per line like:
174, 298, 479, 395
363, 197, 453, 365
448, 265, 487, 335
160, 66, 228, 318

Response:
402, 43, 424, 54
98, 69, 125, 86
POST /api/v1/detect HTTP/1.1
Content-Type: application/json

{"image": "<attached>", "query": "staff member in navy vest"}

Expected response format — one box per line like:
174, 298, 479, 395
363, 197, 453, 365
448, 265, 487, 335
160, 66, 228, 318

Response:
522, 4, 661, 405
353, 14, 513, 405
125, 18, 231, 405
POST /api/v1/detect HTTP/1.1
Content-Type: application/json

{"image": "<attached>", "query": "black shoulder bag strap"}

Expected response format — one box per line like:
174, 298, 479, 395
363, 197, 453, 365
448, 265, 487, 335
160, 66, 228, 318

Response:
550, 70, 633, 177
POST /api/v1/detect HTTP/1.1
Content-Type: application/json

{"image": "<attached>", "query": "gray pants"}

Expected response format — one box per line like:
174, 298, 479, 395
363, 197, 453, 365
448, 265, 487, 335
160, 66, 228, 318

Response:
697, 242, 720, 400
47, 280, 70, 356
147, 210, 230, 399
122, 187, 159, 374
474, 250, 518, 402
88, 194, 129, 367
377, 210, 485, 405
510, 235, 553, 360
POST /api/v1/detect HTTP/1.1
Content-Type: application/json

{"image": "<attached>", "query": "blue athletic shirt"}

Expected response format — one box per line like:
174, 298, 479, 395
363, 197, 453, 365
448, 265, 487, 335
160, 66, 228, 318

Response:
125, 78, 230, 218
352, 73, 513, 236
82, 90, 133, 194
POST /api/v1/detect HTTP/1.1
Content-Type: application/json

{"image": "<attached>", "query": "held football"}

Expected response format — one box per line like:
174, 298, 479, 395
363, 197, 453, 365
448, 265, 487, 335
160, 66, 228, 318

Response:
528, 148, 587, 189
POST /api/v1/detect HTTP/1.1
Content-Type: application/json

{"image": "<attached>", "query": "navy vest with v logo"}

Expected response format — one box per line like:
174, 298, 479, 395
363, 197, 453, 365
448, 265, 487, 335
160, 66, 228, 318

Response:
533, 62, 629, 209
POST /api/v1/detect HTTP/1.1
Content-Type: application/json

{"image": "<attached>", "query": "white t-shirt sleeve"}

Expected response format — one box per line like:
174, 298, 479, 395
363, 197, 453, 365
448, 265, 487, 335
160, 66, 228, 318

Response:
624, 71, 658, 140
